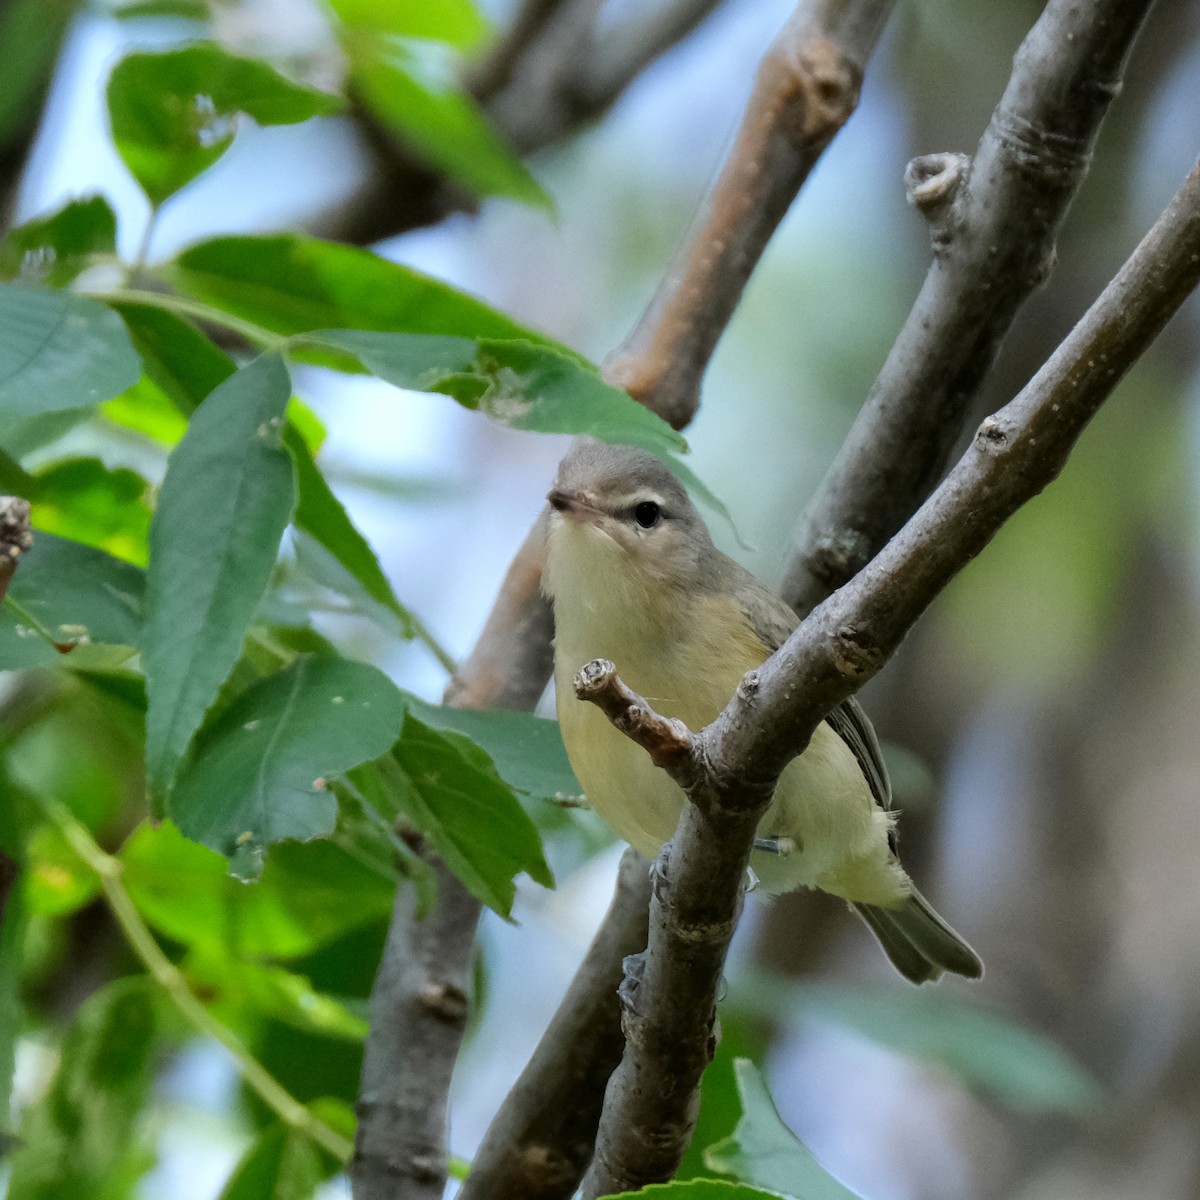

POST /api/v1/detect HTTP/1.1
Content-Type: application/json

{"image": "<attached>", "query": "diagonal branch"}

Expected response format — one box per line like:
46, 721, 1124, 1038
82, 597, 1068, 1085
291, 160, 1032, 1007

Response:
781, 0, 1158, 614
579, 152, 1200, 1199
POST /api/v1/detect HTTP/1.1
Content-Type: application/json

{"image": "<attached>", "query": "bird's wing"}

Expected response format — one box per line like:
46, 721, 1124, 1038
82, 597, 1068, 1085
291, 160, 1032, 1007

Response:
727, 557, 893, 815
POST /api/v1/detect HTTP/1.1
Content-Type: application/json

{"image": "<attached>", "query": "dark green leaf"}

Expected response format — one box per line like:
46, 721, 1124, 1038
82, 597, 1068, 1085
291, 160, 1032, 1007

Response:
113, 0, 210, 19
30, 457, 152, 564
285, 425, 414, 635
170, 655, 407, 877
0, 196, 118, 287
142, 352, 295, 806
329, 0, 487, 45
0, 0, 76, 151
377, 712, 554, 917
218, 1124, 324, 1200
112, 300, 236, 414
0, 533, 144, 668
121, 819, 396, 958
163, 233, 555, 344
345, 32, 546, 207
0, 864, 25, 1138
0, 284, 141, 420
107, 44, 342, 206
0, 446, 36, 494
705, 1059, 862, 1199
740, 976, 1104, 1117
403, 697, 580, 803
4, 978, 159, 1200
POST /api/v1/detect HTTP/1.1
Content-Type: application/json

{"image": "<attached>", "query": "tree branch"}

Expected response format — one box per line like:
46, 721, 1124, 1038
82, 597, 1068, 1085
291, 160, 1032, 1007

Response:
603, 0, 894, 429
781, 0, 1157, 614
459, 848, 652, 1200
579, 152, 1200, 1198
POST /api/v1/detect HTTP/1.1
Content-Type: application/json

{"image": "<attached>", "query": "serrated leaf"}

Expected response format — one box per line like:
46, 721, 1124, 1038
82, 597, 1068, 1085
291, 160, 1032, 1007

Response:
285, 425, 413, 635
0, 533, 144, 668
403, 697, 579, 803
0, 283, 141, 420
163, 232, 556, 345
302, 330, 683, 451
30, 457, 152, 564
375, 712, 554, 917
169, 655, 407, 877
705, 1060, 862, 1200
218, 1124, 324, 1200
143, 352, 295, 806
4, 978, 159, 1199
345, 31, 546, 207
121, 820, 395, 959
740, 977, 1104, 1118
107, 44, 342, 205
0, 196, 118, 287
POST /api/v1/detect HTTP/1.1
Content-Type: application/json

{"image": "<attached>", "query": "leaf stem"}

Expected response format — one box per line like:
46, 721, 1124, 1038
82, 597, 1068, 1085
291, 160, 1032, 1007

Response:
2, 595, 71, 650
91, 287, 289, 352
406, 609, 458, 677
36, 795, 355, 1164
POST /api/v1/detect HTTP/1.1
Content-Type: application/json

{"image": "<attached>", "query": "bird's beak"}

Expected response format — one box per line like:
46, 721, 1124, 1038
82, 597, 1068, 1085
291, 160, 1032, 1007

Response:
547, 488, 602, 522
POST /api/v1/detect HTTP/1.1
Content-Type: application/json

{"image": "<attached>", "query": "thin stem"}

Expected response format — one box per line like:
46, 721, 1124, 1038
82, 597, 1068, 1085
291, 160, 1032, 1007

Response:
89, 287, 288, 352
38, 796, 354, 1165
406, 609, 458, 678
2, 595, 69, 650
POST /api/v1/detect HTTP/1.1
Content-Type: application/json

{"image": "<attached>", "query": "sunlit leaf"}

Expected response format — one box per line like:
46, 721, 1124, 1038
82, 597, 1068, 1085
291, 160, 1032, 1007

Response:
24, 826, 101, 917
705, 1059, 862, 1199
613, 1181, 789, 1198
30, 457, 152, 564
329, 0, 487, 45
0, 283, 141, 420
4, 978, 159, 1199
170, 655, 407, 877
143, 352, 295, 806
107, 44, 342, 205
345, 32, 546, 207
0, 196, 117, 287
101, 375, 190, 446
121, 820, 395, 959
218, 1123, 324, 1200
163, 233, 555, 345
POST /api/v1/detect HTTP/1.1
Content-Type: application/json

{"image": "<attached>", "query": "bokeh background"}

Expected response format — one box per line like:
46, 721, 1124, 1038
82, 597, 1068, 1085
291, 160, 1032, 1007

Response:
5, 0, 1200, 1197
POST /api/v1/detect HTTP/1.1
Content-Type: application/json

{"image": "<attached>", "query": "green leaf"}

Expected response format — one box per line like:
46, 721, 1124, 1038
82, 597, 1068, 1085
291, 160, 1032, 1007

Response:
121, 820, 395, 959
24, 825, 102, 916
742, 977, 1104, 1118
0, 533, 144, 668
4, 978, 159, 1199
111, 300, 236, 414
373, 711, 554, 917
163, 232, 555, 344
0, 0, 76, 152
30, 457, 152, 564
113, 0, 210, 19
345, 32, 546, 207
0, 862, 25, 1138
303, 330, 683, 451
170, 655, 407, 877
403, 697, 580, 803
285, 425, 414, 635
0, 196, 118, 287
705, 1060, 862, 1199
0, 284, 141, 420
101, 375, 191, 446
107, 44, 342, 206
218, 1124, 324, 1200
0, 446, 36, 495
143, 352, 295, 806
329, 0, 487, 45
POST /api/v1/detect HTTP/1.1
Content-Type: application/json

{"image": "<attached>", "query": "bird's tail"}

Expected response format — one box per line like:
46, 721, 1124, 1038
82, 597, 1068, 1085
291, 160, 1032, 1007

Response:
853, 886, 983, 985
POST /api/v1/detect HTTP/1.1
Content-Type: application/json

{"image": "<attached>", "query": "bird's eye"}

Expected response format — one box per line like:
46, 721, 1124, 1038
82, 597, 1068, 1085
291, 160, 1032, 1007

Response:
633, 500, 662, 529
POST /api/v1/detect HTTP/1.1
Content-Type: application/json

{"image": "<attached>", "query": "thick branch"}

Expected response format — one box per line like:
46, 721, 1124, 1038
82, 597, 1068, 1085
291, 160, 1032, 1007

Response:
782, 0, 1157, 614
580, 155, 1200, 1197
604, 0, 893, 429
459, 848, 652, 1200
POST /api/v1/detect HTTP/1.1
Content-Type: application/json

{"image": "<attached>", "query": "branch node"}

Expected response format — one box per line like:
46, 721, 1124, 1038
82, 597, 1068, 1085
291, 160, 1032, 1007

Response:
809, 527, 873, 590
417, 980, 470, 1025
905, 151, 970, 223
736, 668, 760, 702
976, 415, 1011, 453
833, 625, 884, 678
770, 33, 861, 152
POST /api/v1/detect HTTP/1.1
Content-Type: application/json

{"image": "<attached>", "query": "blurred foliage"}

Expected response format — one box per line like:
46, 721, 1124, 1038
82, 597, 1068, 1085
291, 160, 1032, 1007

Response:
0, 1, 1197, 1199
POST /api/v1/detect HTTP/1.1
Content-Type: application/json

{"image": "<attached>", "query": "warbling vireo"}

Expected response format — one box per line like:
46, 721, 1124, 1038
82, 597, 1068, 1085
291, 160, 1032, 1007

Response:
542, 439, 982, 984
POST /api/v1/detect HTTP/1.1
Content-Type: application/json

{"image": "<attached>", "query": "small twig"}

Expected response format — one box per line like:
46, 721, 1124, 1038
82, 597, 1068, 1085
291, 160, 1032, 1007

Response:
459, 848, 653, 1200
580, 154, 1200, 1198
604, 0, 894, 429
467, 0, 573, 103
351, 847, 480, 1200
781, 0, 1157, 614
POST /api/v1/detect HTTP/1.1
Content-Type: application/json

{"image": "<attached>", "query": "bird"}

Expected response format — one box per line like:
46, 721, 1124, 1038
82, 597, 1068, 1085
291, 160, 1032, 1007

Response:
541, 438, 982, 984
